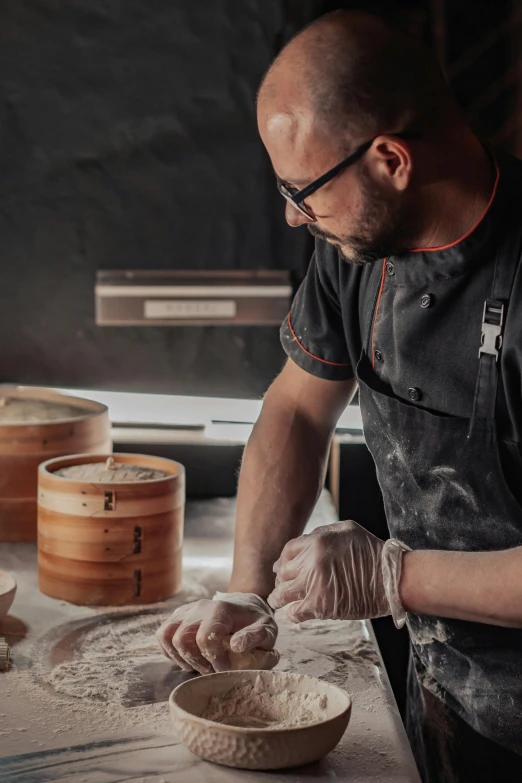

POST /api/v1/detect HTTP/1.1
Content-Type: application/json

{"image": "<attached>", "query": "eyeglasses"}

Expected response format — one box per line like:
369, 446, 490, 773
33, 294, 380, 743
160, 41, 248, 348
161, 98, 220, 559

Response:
276, 131, 421, 220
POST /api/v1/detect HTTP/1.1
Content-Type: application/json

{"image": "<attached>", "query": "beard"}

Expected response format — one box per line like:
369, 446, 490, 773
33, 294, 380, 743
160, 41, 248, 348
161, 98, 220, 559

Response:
307, 168, 417, 265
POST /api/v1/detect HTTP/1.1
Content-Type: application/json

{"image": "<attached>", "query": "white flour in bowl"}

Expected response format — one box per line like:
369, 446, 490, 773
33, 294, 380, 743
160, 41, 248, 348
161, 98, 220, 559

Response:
55, 461, 168, 482
201, 674, 328, 728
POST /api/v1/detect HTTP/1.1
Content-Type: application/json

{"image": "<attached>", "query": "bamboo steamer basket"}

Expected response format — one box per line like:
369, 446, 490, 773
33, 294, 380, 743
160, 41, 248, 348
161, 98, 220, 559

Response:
37, 453, 185, 606
0, 387, 112, 543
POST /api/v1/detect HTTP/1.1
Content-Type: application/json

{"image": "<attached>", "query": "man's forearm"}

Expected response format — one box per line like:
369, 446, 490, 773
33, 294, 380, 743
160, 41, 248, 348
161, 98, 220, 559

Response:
399, 545, 522, 628
229, 403, 332, 599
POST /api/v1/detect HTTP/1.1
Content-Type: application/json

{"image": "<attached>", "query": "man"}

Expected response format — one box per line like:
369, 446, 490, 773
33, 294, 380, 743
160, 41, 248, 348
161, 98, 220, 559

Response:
157, 11, 522, 781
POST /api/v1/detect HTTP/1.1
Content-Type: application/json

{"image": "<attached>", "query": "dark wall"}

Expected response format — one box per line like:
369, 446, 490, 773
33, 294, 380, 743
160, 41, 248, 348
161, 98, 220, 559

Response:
445, 0, 515, 148
0, 1, 312, 397
1, 1, 515, 398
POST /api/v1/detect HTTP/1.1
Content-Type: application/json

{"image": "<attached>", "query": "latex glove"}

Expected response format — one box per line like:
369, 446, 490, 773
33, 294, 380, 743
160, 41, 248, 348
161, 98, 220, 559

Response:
268, 520, 392, 623
156, 592, 277, 674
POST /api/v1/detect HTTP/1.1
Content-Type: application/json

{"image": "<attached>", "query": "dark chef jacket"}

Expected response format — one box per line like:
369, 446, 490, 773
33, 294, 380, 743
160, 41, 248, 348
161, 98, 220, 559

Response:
280, 149, 522, 780
280, 149, 522, 509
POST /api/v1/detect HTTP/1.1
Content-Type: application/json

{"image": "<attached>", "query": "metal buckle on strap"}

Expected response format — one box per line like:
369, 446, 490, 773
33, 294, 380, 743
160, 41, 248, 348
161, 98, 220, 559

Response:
479, 299, 505, 361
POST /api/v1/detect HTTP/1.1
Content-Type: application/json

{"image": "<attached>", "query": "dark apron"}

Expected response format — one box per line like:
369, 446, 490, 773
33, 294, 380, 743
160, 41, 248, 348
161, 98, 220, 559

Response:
356, 204, 522, 781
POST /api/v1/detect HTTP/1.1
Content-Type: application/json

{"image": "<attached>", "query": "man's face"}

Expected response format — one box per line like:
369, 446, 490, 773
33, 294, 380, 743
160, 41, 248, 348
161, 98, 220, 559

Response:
258, 107, 416, 264
305, 161, 414, 264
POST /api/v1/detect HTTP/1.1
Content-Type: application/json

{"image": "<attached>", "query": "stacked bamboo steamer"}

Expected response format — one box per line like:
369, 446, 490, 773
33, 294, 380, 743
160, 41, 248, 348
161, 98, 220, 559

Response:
38, 453, 185, 606
0, 387, 111, 542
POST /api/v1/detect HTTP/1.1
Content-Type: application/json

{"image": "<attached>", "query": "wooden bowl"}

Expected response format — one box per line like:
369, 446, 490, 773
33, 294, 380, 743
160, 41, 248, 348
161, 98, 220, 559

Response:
0, 386, 112, 542
38, 453, 185, 606
0, 571, 17, 621
169, 670, 352, 770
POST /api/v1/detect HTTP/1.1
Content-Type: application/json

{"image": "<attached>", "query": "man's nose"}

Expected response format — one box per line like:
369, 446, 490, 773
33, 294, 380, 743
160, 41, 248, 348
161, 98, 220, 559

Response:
285, 201, 314, 228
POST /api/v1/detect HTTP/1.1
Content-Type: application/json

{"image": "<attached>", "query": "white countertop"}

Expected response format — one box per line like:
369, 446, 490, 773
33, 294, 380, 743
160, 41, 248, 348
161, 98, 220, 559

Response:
0, 493, 419, 782
1, 384, 364, 432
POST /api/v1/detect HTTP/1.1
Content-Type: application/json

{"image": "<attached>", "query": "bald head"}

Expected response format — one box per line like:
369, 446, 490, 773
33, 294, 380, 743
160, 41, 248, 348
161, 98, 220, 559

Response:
259, 10, 456, 146
256, 10, 490, 266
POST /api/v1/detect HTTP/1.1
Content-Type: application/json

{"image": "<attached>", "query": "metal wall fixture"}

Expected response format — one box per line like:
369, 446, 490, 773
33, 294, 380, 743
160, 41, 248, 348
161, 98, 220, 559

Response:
95, 270, 293, 327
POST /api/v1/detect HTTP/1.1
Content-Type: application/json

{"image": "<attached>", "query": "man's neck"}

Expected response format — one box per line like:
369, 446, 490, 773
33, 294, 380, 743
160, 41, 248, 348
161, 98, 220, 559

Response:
410, 135, 496, 251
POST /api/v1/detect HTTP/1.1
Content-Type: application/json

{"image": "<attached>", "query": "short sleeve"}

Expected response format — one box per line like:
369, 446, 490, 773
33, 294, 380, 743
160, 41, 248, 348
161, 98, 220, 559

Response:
280, 243, 353, 381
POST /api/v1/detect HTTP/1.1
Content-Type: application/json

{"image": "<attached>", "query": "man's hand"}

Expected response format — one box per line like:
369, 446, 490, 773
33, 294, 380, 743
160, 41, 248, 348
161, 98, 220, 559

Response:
268, 520, 390, 622
156, 592, 277, 674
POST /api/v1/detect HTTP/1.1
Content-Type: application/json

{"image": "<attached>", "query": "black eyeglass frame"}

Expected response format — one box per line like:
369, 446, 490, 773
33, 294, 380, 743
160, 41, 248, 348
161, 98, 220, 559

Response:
277, 131, 422, 219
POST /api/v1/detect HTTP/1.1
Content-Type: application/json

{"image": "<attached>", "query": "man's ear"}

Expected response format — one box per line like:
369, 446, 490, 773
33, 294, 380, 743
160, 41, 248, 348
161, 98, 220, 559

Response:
367, 136, 413, 192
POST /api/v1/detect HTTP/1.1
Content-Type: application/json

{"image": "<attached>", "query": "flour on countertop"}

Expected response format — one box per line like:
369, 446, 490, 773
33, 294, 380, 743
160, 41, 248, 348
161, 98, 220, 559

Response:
0, 495, 420, 780
201, 674, 328, 728
46, 617, 159, 701
0, 610, 413, 780
0, 668, 171, 741
0, 579, 220, 746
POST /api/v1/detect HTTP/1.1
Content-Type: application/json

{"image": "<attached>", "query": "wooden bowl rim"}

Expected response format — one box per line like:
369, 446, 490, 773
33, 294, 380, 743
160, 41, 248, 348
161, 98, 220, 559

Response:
169, 669, 352, 735
0, 570, 17, 598
0, 386, 108, 426
39, 452, 185, 485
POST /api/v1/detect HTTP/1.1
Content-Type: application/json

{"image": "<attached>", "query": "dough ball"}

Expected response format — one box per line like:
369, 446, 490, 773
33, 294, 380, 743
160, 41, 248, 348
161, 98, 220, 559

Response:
223, 636, 280, 671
